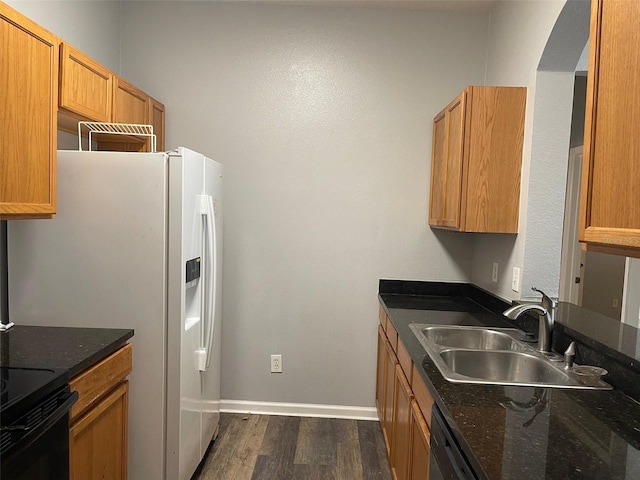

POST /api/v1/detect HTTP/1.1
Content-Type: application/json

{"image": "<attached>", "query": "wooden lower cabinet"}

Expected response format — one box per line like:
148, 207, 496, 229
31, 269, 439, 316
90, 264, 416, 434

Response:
391, 364, 414, 480
377, 304, 433, 480
409, 400, 430, 480
70, 381, 129, 480
69, 344, 132, 480
376, 325, 387, 418
382, 333, 397, 455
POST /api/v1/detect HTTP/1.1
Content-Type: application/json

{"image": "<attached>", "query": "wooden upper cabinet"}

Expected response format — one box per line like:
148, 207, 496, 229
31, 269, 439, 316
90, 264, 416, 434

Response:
429, 93, 466, 229
428, 86, 526, 233
429, 110, 448, 227
0, 3, 58, 219
149, 97, 166, 152
59, 42, 112, 126
113, 77, 149, 125
580, 0, 640, 257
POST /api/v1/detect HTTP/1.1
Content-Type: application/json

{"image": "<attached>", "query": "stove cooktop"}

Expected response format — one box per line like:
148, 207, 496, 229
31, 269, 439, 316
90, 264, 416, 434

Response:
0, 367, 69, 425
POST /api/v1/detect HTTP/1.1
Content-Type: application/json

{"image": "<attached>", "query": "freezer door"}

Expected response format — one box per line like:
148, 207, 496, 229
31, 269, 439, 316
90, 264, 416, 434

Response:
200, 156, 223, 454
167, 148, 206, 480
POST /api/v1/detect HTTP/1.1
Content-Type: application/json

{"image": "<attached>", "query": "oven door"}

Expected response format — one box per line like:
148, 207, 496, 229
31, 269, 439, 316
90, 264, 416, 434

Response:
1, 386, 78, 480
429, 405, 477, 480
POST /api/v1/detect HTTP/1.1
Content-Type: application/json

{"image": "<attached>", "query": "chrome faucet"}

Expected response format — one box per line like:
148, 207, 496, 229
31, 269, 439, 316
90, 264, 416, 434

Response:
503, 287, 556, 353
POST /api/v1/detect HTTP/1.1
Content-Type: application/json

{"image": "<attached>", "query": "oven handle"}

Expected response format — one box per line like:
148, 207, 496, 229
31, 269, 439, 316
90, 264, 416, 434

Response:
2, 390, 78, 460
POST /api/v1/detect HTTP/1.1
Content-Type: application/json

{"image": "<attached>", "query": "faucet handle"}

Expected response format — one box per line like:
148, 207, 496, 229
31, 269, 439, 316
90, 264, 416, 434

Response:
531, 287, 557, 310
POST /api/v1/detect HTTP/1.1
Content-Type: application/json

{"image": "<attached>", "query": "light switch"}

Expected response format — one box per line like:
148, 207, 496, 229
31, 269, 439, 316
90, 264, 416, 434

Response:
512, 267, 521, 292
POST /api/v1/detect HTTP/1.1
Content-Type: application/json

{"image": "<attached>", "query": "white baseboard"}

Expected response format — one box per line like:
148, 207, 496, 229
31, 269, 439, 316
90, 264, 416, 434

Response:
220, 399, 379, 421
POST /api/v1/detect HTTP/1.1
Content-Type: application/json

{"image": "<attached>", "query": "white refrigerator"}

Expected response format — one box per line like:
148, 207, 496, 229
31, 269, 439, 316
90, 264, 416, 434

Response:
8, 147, 223, 480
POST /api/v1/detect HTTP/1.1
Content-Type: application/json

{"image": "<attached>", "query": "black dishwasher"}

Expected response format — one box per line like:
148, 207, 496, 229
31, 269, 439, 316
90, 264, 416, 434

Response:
429, 405, 478, 480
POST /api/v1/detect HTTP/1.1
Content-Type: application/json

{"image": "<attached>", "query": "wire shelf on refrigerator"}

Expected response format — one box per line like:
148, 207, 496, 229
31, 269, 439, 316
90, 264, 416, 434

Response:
77, 121, 157, 152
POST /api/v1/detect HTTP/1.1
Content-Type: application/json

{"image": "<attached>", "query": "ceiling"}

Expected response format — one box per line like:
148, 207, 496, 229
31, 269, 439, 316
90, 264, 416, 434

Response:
219, 0, 497, 12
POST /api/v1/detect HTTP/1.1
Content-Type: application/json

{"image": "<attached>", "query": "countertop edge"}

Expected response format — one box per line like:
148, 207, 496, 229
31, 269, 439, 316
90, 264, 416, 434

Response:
68, 329, 134, 377
377, 294, 490, 480
0, 325, 135, 379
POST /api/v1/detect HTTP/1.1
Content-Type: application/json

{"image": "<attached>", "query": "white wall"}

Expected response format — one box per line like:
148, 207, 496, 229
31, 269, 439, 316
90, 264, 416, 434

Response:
470, 0, 564, 300
471, 0, 590, 302
4, 0, 121, 72
120, 2, 488, 407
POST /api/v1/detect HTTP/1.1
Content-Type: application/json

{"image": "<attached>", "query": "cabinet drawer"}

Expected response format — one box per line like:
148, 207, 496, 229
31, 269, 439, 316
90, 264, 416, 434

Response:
69, 343, 132, 421
412, 364, 434, 428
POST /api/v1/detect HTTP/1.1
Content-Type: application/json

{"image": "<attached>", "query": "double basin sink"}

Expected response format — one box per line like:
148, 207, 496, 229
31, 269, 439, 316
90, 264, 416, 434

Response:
409, 324, 612, 390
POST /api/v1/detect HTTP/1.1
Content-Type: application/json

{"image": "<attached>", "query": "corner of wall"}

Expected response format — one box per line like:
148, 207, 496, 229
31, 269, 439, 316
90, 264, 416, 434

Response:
483, 8, 493, 86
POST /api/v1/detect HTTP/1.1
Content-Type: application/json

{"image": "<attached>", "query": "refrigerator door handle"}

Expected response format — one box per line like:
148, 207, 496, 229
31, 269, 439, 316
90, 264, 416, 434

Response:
205, 195, 217, 369
199, 194, 216, 371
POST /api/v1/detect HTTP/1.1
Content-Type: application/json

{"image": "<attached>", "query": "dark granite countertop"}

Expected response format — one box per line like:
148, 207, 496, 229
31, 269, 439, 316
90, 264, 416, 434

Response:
379, 280, 640, 480
0, 325, 133, 377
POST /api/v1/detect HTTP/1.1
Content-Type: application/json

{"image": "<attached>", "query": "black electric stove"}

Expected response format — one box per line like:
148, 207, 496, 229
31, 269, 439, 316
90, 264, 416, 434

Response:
1, 366, 77, 479
0, 366, 69, 425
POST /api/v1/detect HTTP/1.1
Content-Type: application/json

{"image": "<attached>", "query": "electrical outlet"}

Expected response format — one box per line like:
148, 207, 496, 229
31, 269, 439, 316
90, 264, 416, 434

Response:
512, 267, 521, 292
492, 262, 499, 283
270, 354, 282, 373
612, 298, 620, 308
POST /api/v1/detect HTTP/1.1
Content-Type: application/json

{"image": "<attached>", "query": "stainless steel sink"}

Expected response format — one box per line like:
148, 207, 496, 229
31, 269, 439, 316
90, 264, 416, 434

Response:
409, 324, 612, 390
440, 350, 571, 385
420, 325, 528, 351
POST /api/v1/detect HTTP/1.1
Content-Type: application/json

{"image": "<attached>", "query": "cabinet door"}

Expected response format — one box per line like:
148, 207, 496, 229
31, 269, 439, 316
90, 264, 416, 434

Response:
113, 77, 149, 125
409, 400, 430, 480
70, 381, 129, 480
149, 97, 165, 152
392, 364, 414, 480
59, 42, 112, 123
376, 325, 386, 420
429, 110, 447, 226
428, 92, 466, 230
428, 86, 524, 233
442, 92, 466, 229
382, 334, 397, 456
580, 0, 640, 257
0, 4, 57, 219
462, 87, 525, 233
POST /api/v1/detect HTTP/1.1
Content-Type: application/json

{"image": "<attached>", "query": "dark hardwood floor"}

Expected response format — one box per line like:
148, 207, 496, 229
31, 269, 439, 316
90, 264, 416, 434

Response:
193, 413, 392, 480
